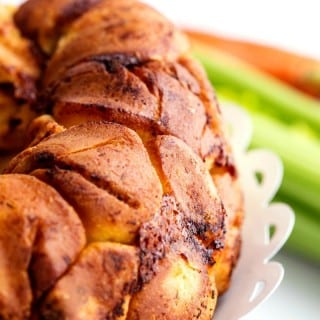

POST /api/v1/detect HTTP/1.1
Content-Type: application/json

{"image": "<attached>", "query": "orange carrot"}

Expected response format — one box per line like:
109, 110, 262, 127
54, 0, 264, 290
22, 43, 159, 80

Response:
185, 29, 320, 98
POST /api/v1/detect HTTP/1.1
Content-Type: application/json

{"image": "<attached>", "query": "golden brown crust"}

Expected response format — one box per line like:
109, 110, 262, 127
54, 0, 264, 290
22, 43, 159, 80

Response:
39, 28, 241, 293
14, 0, 103, 54
45, 57, 231, 168
6, 121, 163, 244
42, 0, 188, 88
40, 242, 139, 319
128, 252, 216, 320
0, 174, 86, 318
5, 119, 225, 319
212, 172, 244, 293
0, 91, 38, 151
130, 195, 217, 320
0, 6, 40, 151
26, 114, 65, 147
0, 6, 39, 98
156, 135, 225, 250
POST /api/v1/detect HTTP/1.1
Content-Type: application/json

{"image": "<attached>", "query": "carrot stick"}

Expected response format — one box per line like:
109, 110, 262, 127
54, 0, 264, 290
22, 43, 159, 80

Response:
185, 29, 320, 98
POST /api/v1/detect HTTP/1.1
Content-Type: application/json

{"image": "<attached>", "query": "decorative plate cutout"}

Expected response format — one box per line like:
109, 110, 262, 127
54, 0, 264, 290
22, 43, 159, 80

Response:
215, 104, 295, 320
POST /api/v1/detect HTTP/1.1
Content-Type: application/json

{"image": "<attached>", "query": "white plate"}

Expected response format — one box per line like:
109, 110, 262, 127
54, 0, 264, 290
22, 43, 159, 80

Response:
218, 103, 294, 320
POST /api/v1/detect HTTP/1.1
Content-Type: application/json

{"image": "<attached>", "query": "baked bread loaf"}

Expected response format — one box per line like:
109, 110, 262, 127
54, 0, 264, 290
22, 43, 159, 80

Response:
0, 0, 244, 318
4, 116, 224, 319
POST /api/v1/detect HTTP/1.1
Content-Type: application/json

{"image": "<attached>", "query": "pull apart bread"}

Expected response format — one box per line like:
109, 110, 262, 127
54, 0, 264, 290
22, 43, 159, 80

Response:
0, 0, 244, 319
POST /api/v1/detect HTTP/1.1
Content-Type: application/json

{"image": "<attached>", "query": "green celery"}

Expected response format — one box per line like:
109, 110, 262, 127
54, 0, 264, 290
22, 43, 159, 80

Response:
194, 49, 320, 138
249, 112, 320, 218
287, 211, 320, 263
274, 195, 320, 263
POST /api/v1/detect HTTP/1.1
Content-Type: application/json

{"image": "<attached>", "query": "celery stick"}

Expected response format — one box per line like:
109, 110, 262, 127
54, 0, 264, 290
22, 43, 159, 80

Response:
274, 195, 320, 263
255, 115, 320, 262
194, 48, 320, 217
285, 210, 320, 263
249, 112, 320, 217
287, 212, 320, 263
279, 178, 320, 220
194, 49, 320, 137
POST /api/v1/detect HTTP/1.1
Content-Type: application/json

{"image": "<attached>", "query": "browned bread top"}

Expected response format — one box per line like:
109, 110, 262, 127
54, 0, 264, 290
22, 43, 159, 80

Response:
44, 1, 188, 88
14, 0, 103, 54
15, 0, 188, 71
0, 173, 86, 319
47, 58, 232, 169
4, 119, 223, 319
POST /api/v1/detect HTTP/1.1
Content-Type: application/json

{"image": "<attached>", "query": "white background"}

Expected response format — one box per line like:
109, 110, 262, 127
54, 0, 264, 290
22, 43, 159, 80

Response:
143, 0, 320, 59
3, 0, 320, 319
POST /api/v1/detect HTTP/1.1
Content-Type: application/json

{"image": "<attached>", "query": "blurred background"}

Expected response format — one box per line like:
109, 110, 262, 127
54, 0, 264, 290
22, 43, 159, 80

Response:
3, 0, 320, 319
144, 0, 320, 58
142, 1, 320, 319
